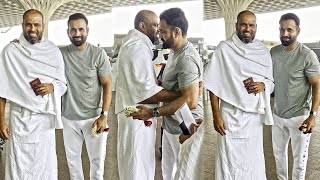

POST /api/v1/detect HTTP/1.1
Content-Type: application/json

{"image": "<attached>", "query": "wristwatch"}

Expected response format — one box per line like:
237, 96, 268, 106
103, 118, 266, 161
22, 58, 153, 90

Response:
310, 111, 317, 117
152, 108, 161, 117
101, 111, 109, 117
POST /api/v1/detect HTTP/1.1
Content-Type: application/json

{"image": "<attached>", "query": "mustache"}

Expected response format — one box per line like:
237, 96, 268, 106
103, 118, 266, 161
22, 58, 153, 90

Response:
281, 36, 290, 39
242, 31, 251, 34
72, 36, 83, 39
27, 31, 37, 34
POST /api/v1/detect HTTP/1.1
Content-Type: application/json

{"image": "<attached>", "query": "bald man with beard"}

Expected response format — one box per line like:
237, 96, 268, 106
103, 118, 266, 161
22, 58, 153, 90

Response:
0, 9, 67, 180
204, 10, 274, 179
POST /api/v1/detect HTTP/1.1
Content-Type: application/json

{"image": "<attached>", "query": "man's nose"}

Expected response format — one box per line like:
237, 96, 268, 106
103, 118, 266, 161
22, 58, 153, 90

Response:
283, 30, 289, 36
244, 25, 250, 31
30, 25, 36, 31
75, 29, 81, 36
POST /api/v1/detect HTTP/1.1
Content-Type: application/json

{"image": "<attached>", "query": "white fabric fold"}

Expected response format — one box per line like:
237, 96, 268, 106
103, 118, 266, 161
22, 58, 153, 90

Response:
204, 32, 274, 125
115, 29, 163, 114
0, 34, 67, 128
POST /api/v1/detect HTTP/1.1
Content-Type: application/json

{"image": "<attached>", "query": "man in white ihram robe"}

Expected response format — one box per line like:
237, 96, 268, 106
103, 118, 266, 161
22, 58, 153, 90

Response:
0, 9, 67, 180
204, 10, 274, 180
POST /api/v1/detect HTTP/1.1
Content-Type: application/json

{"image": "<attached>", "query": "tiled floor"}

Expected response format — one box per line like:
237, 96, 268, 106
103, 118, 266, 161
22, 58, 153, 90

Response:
1, 95, 320, 179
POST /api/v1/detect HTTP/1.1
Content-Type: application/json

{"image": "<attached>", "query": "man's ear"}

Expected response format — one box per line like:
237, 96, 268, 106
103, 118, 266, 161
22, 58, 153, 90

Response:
297, 27, 301, 36
87, 27, 89, 34
139, 22, 146, 32
174, 27, 180, 38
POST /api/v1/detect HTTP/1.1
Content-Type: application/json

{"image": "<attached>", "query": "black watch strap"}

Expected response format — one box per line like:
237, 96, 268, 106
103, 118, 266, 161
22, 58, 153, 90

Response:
152, 108, 160, 117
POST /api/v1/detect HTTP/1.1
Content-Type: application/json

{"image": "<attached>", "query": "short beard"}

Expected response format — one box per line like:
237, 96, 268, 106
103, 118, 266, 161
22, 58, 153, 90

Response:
162, 41, 171, 49
280, 37, 294, 47
24, 32, 42, 44
237, 31, 254, 44
161, 36, 174, 49
241, 38, 252, 44
149, 35, 160, 45
70, 36, 87, 47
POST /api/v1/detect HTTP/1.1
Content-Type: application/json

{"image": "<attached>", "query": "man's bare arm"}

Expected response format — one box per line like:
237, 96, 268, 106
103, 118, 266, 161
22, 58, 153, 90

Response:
209, 91, 226, 135
156, 83, 199, 116
139, 89, 181, 104
0, 97, 10, 140
92, 75, 112, 133
0, 97, 5, 122
100, 75, 112, 113
132, 83, 199, 120
309, 75, 320, 113
301, 75, 320, 133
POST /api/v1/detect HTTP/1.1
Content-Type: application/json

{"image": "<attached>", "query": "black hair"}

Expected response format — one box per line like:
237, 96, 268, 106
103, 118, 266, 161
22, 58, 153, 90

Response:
68, 13, 88, 26
279, 13, 300, 27
160, 8, 188, 36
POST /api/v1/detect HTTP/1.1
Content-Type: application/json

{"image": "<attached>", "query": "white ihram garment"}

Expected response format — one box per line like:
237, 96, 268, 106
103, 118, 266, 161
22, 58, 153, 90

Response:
117, 111, 157, 180
174, 125, 204, 180
272, 114, 310, 180
0, 34, 67, 180
115, 29, 163, 180
204, 33, 274, 180
5, 103, 57, 180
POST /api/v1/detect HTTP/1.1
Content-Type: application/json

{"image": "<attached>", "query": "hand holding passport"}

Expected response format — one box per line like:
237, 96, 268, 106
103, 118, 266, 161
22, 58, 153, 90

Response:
243, 77, 265, 95
29, 78, 42, 96
243, 77, 254, 94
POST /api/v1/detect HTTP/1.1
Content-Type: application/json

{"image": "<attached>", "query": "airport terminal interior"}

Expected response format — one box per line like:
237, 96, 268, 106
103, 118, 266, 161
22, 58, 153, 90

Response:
1, 0, 320, 179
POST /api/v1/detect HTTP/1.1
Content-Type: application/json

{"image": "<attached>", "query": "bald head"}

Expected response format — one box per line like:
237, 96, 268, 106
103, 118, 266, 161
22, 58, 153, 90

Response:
134, 10, 157, 30
236, 10, 256, 23
133, 10, 160, 44
23, 9, 44, 24
235, 10, 257, 44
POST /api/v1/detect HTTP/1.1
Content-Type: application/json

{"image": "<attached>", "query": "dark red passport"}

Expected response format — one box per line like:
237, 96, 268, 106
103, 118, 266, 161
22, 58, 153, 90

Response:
29, 78, 41, 96
243, 77, 254, 94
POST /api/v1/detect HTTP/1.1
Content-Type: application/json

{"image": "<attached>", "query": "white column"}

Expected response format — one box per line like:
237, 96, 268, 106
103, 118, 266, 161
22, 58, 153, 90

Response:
16, 0, 87, 38
216, 0, 253, 39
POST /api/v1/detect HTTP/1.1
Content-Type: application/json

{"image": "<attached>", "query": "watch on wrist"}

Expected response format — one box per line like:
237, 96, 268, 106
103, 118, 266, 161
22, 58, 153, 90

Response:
152, 108, 160, 117
310, 111, 317, 117
101, 111, 109, 117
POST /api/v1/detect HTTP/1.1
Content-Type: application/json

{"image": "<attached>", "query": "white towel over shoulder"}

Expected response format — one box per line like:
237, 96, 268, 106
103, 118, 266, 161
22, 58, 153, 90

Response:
204, 33, 274, 125
0, 34, 67, 128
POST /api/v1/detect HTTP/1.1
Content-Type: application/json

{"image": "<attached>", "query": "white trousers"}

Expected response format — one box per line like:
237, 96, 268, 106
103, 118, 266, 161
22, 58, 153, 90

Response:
162, 129, 181, 180
62, 116, 108, 180
117, 112, 157, 180
5, 103, 57, 180
215, 102, 267, 180
272, 114, 310, 180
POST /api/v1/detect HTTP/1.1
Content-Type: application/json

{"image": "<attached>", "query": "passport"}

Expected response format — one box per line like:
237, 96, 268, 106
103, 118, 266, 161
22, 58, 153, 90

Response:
29, 78, 41, 96
243, 77, 254, 94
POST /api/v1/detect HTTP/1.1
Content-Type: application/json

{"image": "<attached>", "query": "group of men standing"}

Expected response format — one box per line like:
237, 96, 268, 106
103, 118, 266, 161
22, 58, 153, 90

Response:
0, 10, 112, 180
0, 6, 318, 180
205, 10, 319, 180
